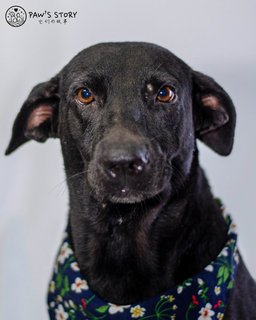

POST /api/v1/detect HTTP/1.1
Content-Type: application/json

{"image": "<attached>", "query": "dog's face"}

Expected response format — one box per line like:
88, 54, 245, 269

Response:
6, 43, 235, 206
60, 43, 196, 204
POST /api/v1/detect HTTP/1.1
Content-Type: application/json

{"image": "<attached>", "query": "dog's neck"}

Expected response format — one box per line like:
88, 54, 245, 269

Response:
67, 155, 228, 305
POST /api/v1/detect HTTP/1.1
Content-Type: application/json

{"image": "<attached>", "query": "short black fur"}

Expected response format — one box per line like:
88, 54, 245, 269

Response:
6, 42, 256, 318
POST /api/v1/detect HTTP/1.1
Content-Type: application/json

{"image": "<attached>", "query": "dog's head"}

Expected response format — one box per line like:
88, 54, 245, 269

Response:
6, 43, 236, 205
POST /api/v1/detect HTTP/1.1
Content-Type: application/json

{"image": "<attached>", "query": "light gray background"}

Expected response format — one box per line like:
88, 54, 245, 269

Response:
0, 0, 255, 319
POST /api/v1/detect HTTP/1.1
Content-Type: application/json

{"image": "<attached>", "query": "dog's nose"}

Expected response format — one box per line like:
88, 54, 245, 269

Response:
102, 144, 150, 179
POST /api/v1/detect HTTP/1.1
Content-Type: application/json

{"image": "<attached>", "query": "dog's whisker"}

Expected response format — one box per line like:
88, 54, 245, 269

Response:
49, 178, 68, 196
50, 169, 90, 196
66, 170, 89, 181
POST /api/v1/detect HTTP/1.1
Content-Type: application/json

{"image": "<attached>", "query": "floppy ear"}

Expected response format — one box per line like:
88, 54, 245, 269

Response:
5, 76, 60, 155
193, 71, 236, 156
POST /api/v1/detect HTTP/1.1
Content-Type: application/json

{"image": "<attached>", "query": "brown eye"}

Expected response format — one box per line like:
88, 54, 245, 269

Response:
76, 87, 94, 105
157, 86, 176, 103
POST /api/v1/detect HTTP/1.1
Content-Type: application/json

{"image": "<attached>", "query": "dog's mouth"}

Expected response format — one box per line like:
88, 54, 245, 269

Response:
104, 184, 168, 204
101, 187, 172, 221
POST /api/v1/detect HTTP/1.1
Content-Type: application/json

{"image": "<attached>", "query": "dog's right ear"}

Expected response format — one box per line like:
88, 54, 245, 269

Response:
5, 76, 60, 155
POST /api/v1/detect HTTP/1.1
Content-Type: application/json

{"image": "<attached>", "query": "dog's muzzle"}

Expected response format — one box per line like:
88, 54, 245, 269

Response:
87, 128, 168, 203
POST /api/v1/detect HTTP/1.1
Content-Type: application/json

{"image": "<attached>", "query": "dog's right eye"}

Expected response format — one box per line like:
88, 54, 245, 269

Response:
76, 87, 95, 105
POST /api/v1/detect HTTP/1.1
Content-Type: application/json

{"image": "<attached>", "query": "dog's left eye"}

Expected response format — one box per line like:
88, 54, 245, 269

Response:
157, 86, 176, 103
76, 87, 95, 105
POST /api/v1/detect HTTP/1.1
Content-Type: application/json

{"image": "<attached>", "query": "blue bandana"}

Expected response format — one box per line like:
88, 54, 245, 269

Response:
48, 212, 239, 320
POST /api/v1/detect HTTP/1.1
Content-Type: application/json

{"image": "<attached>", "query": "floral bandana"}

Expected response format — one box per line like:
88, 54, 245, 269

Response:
48, 212, 239, 320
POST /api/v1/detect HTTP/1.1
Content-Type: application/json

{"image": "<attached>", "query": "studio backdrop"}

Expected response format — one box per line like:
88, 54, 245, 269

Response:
0, 0, 255, 319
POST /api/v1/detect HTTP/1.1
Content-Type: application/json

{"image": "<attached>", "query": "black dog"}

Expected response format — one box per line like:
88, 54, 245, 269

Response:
6, 43, 256, 319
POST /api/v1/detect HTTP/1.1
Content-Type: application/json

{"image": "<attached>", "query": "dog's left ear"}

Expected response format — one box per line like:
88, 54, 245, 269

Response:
193, 71, 236, 156
5, 75, 60, 155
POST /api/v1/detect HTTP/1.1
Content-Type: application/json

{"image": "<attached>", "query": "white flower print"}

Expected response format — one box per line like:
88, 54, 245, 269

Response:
177, 286, 183, 294
161, 295, 175, 302
217, 312, 224, 319
69, 300, 76, 309
177, 280, 191, 294
70, 262, 79, 272
221, 247, 228, 257
214, 286, 221, 295
197, 278, 204, 285
55, 304, 68, 320
130, 305, 146, 318
108, 303, 131, 314
198, 303, 215, 320
229, 222, 237, 233
71, 277, 89, 293
205, 265, 214, 272
58, 242, 73, 264
168, 295, 175, 302
49, 281, 55, 293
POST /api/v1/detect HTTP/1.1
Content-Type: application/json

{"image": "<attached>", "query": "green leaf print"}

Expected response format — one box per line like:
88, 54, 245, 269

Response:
56, 272, 62, 289
217, 266, 225, 278
223, 267, 229, 282
96, 305, 110, 313
217, 264, 231, 286
60, 277, 70, 297
227, 280, 233, 289
68, 311, 76, 320
64, 276, 69, 292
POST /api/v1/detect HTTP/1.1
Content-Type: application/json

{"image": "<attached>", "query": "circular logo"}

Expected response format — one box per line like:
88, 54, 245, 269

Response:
5, 5, 27, 27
